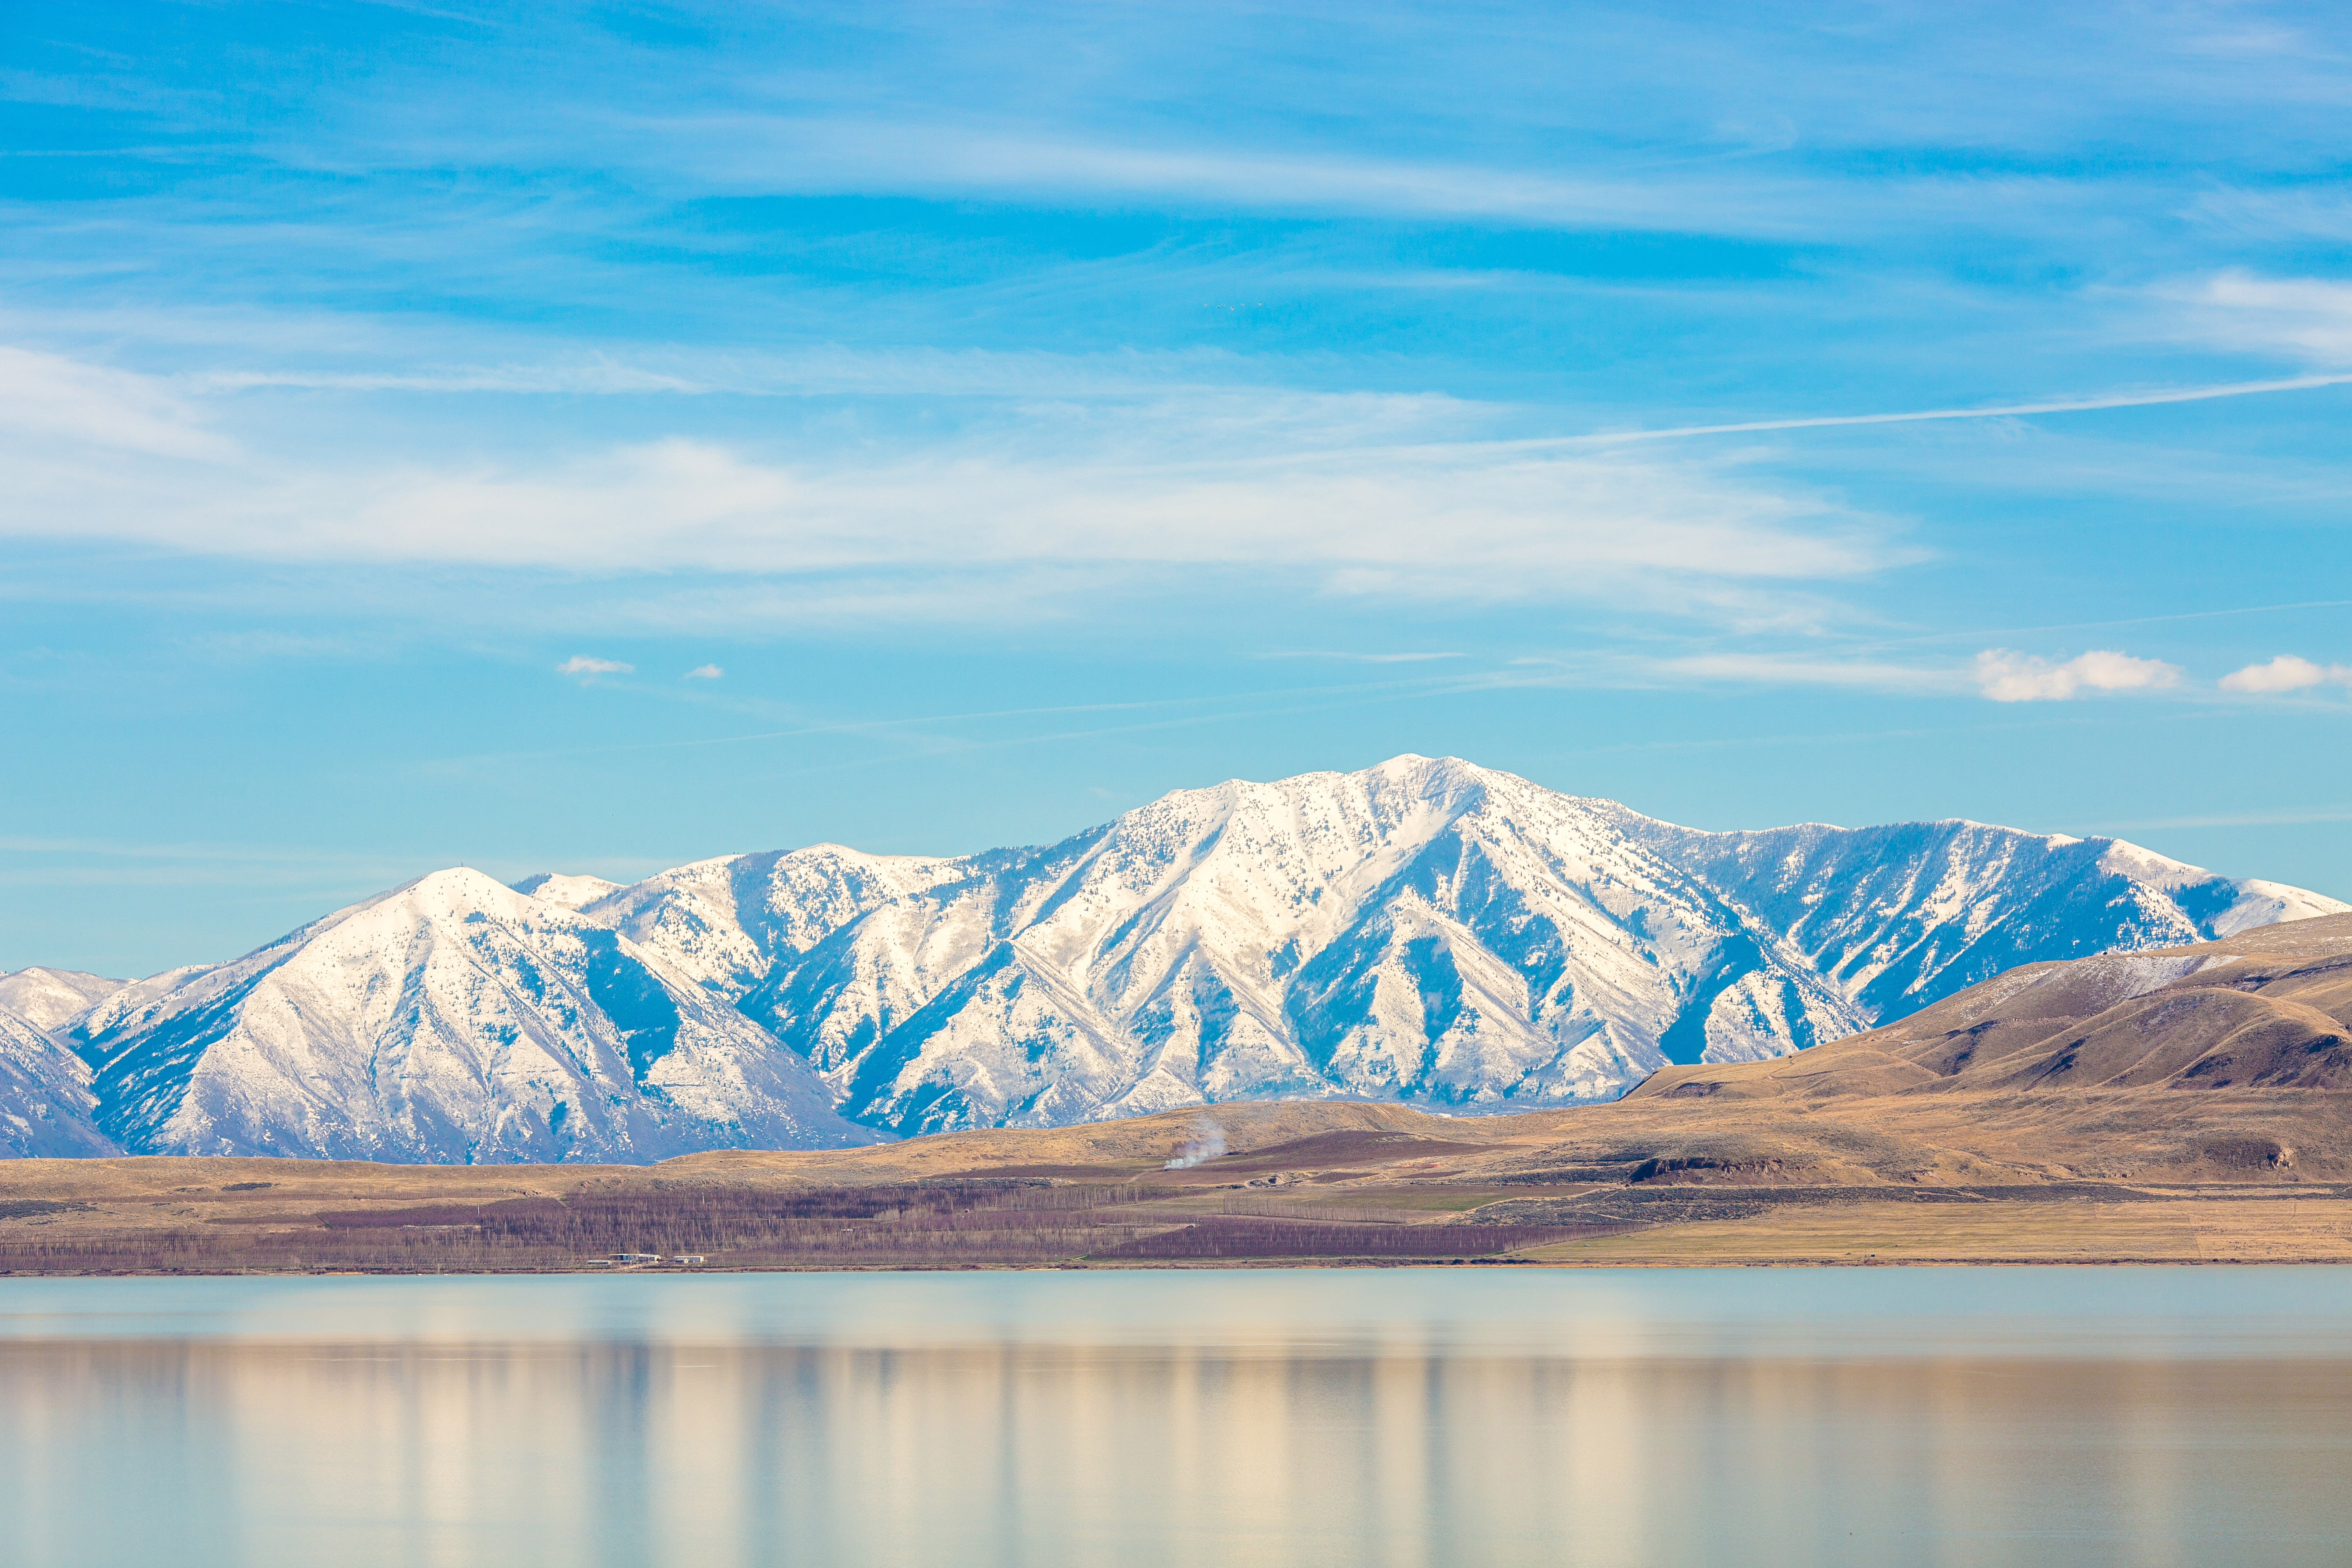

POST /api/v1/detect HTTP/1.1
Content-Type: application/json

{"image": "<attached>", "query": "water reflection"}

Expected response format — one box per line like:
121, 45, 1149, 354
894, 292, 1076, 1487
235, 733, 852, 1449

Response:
2, 1272, 2349, 1568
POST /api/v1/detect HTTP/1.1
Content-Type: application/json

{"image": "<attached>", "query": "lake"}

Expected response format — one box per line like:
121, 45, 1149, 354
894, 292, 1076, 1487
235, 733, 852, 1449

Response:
3, 1267, 2349, 1566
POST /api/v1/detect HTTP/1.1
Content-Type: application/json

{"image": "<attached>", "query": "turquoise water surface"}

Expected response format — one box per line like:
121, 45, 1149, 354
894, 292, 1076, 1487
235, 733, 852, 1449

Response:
2, 1267, 2348, 1567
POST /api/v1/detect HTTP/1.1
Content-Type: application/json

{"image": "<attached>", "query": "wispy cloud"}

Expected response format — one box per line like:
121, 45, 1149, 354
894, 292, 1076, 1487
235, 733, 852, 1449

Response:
2075, 806, 2352, 832
0, 352, 1909, 616
2182, 189, 2352, 244
654, 116, 1824, 237
1253, 650, 1467, 663
2163, 270, 2352, 364
1642, 653, 1966, 694
171, 342, 1254, 399
192, 363, 709, 396
271, 436, 1900, 600
555, 655, 632, 677
1551, 371, 2352, 445
682, 663, 724, 679
0, 345, 236, 461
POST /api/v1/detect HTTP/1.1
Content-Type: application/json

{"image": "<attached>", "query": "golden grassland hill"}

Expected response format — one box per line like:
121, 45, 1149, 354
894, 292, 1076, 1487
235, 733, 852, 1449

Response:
1616, 909, 2352, 1184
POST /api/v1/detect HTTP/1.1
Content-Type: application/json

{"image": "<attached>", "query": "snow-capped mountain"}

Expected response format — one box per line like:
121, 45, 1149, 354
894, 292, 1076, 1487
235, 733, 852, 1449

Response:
575, 755, 2345, 1136
584, 846, 971, 1000
0, 1002, 114, 1158
60, 868, 877, 1161
1601, 812, 2323, 1022
510, 872, 623, 910
9, 755, 2341, 1160
0, 967, 127, 1032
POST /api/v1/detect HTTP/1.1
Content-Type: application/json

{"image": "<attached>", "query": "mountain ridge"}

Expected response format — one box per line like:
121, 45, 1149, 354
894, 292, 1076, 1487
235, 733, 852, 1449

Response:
4, 755, 2339, 1160
577, 755, 2339, 1136
1628, 909, 2352, 1103
0, 967, 129, 1033
39, 867, 875, 1162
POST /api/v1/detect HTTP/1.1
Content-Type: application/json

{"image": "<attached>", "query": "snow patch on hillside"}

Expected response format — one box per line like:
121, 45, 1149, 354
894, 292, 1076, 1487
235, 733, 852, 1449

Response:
510, 872, 623, 909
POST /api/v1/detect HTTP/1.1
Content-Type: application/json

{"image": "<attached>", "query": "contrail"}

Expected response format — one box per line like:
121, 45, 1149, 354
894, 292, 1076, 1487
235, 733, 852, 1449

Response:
1551, 371, 2352, 445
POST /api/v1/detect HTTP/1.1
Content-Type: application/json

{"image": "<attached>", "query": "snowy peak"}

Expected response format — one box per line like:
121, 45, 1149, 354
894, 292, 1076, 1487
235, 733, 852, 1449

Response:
1600, 810, 2324, 1021
510, 871, 624, 909
8, 755, 2341, 1160
70, 964, 220, 1046
679, 755, 2344, 1136
0, 967, 128, 1032
65, 864, 879, 1163
2213, 879, 2344, 936
581, 843, 976, 999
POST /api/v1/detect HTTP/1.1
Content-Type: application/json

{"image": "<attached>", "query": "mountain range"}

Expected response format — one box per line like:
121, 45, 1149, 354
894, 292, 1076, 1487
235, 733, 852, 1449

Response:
2, 755, 2339, 1161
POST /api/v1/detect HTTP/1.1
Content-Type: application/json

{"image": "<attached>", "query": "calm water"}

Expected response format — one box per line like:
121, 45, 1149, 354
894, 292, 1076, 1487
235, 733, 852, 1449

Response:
3, 1267, 2350, 1567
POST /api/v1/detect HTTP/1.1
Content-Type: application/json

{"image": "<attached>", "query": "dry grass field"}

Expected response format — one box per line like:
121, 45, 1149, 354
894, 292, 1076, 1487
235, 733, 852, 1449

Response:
2, 1093, 2349, 1272
1526, 1197, 2352, 1265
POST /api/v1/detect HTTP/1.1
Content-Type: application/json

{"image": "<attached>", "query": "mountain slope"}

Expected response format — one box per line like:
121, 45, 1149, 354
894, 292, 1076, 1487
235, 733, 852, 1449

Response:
1629, 909, 2352, 1104
585, 756, 2340, 1136
0, 968, 128, 1032
509, 872, 622, 909
11, 755, 2336, 1158
1605, 814, 2333, 1022
62, 869, 879, 1162
0, 1003, 116, 1157
583, 846, 974, 1000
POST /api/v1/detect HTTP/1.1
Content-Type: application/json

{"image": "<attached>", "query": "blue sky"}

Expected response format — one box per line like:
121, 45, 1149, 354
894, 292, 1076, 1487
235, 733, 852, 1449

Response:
4, 1, 2351, 975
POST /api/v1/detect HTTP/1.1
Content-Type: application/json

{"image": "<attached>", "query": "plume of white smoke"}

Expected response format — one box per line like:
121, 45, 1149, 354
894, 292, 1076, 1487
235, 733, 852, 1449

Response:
1163, 1119, 1227, 1170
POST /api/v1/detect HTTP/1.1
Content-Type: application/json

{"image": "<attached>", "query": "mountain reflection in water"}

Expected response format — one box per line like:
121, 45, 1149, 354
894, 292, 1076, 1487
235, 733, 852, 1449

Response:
2, 1268, 2349, 1568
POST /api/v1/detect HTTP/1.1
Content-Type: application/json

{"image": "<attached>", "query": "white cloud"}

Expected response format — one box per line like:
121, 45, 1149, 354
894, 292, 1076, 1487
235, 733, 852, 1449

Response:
682, 664, 724, 679
2184, 189, 2352, 245
1974, 648, 2183, 702
0, 351, 1913, 617
274, 437, 1896, 602
1643, 653, 1962, 693
193, 364, 708, 396
1560, 371, 2352, 445
179, 343, 1219, 401
623, 114, 2230, 249
0, 345, 236, 461
2219, 655, 2352, 694
2167, 271, 2352, 364
555, 655, 633, 677
649, 117, 1812, 237
1481, 650, 1979, 696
